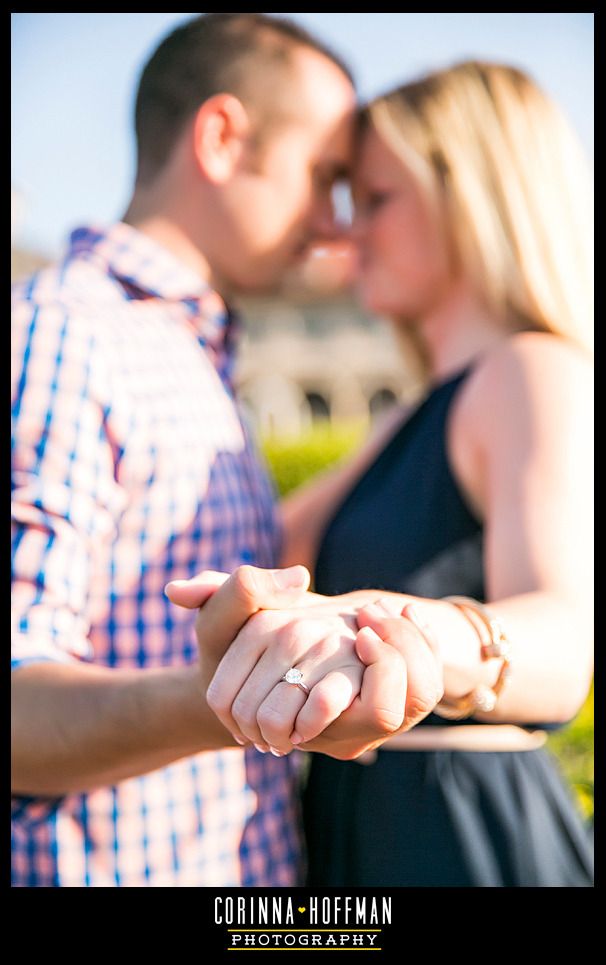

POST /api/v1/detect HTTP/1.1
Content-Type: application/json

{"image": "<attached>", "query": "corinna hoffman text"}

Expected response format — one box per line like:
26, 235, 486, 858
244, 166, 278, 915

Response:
215, 895, 392, 925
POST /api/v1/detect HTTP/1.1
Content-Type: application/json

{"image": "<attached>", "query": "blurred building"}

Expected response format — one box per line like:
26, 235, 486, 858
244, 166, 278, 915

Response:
236, 292, 412, 436
11, 205, 415, 436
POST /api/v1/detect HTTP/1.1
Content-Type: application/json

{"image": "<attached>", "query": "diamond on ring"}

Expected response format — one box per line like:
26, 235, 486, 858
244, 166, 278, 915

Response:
281, 667, 310, 695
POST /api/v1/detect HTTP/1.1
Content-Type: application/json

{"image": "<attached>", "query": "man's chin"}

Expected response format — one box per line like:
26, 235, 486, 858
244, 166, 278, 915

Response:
230, 259, 308, 299
230, 273, 287, 298
227, 244, 321, 298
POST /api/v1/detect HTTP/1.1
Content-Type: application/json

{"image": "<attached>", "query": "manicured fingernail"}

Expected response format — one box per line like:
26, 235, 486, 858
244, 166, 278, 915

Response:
271, 566, 307, 590
363, 603, 385, 619
269, 747, 285, 757
290, 732, 303, 745
233, 735, 246, 746
254, 743, 268, 754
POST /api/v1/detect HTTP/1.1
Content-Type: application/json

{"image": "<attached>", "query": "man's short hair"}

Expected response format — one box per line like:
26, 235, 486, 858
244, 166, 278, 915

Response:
134, 13, 354, 185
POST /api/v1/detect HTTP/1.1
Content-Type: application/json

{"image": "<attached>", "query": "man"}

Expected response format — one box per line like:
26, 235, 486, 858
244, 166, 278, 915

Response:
11, 13, 437, 888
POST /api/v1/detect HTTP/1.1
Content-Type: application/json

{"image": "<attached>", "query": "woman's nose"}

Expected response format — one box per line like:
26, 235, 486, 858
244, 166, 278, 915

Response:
347, 211, 367, 243
309, 192, 340, 241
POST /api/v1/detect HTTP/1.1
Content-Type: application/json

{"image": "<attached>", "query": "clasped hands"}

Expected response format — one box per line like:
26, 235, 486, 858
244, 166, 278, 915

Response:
166, 564, 444, 760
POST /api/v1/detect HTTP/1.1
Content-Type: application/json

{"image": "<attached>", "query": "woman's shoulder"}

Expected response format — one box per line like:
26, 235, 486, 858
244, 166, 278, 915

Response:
447, 332, 593, 520
457, 331, 592, 433
468, 331, 592, 396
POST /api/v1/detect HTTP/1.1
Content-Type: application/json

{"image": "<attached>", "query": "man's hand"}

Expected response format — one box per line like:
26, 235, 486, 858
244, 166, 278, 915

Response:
167, 568, 445, 760
167, 566, 367, 750
165, 564, 313, 693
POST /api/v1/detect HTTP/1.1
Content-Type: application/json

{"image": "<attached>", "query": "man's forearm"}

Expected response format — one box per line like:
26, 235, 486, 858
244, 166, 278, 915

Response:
11, 661, 236, 796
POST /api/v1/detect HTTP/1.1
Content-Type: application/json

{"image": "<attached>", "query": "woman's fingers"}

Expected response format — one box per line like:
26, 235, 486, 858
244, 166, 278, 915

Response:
228, 642, 303, 748
354, 625, 408, 734
289, 666, 361, 748
255, 684, 311, 754
356, 602, 444, 730
205, 608, 358, 749
205, 619, 268, 746
291, 626, 409, 757
203, 591, 443, 755
231, 631, 360, 751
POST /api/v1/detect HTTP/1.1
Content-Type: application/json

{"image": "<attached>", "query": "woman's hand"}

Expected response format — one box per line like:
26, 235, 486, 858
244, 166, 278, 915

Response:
166, 567, 445, 757
206, 598, 445, 758
300, 601, 444, 758
206, 599, 367, 753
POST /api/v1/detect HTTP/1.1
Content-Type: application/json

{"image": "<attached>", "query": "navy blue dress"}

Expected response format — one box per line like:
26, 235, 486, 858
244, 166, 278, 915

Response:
303, 366, 593, 887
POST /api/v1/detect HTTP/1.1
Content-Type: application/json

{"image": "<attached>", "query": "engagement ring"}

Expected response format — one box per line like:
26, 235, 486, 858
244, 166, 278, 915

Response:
280, 667, 310, 695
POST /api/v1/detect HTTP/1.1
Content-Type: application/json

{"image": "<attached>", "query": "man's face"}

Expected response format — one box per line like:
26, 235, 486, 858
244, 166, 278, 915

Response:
212, 48, 356, 294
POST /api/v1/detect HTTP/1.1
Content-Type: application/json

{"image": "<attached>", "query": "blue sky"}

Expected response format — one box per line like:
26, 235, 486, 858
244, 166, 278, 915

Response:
11, 12, 594, 257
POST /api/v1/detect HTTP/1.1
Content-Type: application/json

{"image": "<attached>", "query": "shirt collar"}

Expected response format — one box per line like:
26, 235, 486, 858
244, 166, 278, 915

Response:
67, 222, 236, 354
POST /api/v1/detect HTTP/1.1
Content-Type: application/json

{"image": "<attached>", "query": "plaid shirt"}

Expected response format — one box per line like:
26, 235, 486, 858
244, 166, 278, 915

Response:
11, 222, 304, 887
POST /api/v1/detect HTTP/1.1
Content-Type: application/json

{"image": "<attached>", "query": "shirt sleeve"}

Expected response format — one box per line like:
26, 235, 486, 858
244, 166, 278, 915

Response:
11, 297, 127, 671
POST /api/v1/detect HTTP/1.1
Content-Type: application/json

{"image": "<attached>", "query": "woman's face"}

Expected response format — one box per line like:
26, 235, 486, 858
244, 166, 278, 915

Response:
351, 127, 452, 321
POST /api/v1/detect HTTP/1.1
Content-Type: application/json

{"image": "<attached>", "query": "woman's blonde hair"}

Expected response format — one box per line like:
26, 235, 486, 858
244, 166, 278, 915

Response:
363, 61, 593, 362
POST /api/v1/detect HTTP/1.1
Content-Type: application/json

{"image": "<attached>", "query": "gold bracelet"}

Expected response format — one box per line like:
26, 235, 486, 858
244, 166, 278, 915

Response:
433, 596, 512, 720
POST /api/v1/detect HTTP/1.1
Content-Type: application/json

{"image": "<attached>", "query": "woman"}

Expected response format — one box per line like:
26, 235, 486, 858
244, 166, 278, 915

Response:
169, 60, 593, 886
276, 60, 594, 887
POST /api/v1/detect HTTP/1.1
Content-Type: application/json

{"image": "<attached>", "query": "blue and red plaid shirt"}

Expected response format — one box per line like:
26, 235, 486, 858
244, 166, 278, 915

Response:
11, 222, 304, 887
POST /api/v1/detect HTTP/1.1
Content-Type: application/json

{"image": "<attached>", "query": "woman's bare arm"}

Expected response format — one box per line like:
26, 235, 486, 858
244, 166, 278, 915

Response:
443, 331, 594, 722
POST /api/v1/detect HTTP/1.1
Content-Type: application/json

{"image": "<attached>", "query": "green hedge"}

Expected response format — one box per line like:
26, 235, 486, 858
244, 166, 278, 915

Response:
261, 423, 594, 821
263, 422, 366, 498
546, 686, 594, 821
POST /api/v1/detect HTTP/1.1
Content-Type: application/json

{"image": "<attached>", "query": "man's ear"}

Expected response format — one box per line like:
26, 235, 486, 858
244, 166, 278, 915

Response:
192, 93, 252, 184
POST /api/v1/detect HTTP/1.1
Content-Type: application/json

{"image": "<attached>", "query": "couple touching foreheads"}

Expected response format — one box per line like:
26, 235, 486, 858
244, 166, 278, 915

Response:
12, 13, 593, 887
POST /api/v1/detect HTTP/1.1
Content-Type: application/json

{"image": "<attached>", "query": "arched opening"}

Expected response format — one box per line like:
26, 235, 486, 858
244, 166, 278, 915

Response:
369, 387, 398, 419
238, 375, 306, 436
305, 391, 331, 423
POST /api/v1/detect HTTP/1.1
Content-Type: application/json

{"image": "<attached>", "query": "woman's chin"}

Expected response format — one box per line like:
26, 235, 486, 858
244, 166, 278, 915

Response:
355, 281, 385, 316
356, 284, 403, 320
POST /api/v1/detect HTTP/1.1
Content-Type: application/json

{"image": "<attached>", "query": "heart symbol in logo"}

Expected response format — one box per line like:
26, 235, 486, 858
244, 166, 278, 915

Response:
298, 906, 306, 913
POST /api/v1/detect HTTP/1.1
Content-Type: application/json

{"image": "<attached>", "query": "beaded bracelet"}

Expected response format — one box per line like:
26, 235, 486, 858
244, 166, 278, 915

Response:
433, 596, 512, 720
